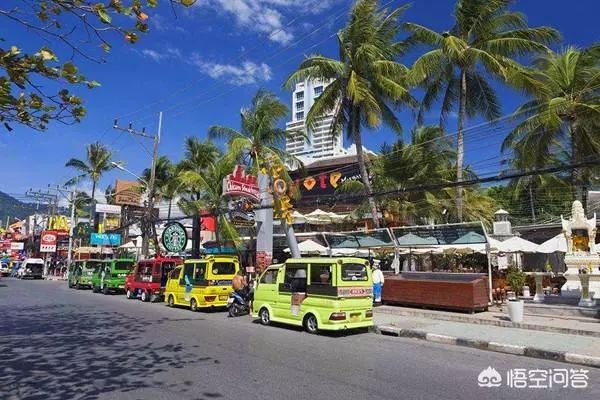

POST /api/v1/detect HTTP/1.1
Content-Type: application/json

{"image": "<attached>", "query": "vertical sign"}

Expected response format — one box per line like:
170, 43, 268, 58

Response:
40, 231, 58, 253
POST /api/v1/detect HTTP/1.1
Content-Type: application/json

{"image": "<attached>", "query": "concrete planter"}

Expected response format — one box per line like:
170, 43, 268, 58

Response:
507, 299, 524, 323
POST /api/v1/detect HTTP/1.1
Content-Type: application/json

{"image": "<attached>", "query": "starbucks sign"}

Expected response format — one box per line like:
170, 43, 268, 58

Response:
161, 222, 188, 253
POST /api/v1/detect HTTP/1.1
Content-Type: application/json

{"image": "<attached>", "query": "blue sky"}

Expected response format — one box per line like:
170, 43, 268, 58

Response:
1, 0, 599, 201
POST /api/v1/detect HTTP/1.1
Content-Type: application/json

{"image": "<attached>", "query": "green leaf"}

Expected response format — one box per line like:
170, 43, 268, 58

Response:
97, 8, 112, 24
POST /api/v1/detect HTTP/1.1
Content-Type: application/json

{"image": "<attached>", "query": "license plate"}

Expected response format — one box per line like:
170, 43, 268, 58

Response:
350, 313, 360, 321
219, 295, 228, 301
119, 285, 124, 288
227, 298, 234, 304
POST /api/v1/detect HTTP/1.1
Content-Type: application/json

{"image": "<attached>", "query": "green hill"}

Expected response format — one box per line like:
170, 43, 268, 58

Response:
0, 191, 42, 224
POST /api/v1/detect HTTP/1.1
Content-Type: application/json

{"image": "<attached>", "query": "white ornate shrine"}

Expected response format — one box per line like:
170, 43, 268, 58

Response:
561, 201, 600, 306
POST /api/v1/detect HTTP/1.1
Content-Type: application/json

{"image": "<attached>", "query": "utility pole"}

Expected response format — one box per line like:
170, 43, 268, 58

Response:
113, 112, 162, 258
48, 186, 77, 268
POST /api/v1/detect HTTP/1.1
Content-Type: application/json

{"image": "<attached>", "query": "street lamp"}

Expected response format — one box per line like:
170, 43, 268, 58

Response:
110, 162, 148, 184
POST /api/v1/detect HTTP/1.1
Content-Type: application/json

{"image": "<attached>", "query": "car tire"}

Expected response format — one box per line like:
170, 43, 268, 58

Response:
75, 282, 81, 290
141, 290, 149, 302
259, 308, 270, 326
167, 294, 175, 307
190, 298, 198, 312
103, 285, 110, 295
126, 288, 134, 299
92, 285, 99, 293
304, 314, 318, 334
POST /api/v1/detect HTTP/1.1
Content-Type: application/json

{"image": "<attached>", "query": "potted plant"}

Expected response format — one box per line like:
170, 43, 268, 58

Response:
505, 266, 527, 322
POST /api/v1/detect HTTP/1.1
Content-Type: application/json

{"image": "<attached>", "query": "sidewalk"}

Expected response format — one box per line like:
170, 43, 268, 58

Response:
374, 306, 600, 368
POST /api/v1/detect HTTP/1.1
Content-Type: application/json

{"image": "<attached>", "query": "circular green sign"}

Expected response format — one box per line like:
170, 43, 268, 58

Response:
161, 222, 188, 253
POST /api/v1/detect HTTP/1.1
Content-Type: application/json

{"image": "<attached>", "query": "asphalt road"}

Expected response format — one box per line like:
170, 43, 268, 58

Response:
1, 278, 599, 400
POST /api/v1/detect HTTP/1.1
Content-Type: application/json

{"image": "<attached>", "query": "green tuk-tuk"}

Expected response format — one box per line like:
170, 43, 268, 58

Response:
68, 259, 104, 290
91, 258, 135, 294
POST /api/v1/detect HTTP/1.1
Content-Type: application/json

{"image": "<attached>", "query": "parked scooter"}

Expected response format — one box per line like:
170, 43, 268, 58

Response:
227, 288, 252, 317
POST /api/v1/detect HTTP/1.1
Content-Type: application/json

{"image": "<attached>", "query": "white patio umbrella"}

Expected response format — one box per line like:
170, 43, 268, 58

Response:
537, 234, 568, 253
329, 248, 371, 257
497, 236, 539, 253
119, 241, 138, 249
305, 209, 334, 225
284, 239, 328, 255
291, 210, 307, 224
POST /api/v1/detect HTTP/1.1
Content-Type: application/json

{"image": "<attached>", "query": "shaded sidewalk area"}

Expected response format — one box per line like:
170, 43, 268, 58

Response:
374, 305, 600, 368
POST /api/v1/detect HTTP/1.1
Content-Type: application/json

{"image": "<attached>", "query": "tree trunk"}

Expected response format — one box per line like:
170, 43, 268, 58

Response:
352, 108, 380, 229
90, 180, 97, 230
456, 69, 467, 222
529, 185, 536, 223
569, 121, 583, 203
215, 213, 221, 252
167, 199, 172, 221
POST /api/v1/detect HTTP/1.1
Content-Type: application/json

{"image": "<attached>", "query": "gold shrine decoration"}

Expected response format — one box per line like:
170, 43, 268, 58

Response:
266, 161, 295, 225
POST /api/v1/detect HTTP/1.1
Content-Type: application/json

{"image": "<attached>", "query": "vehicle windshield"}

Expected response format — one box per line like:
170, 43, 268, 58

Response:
211, 262, 236, 275
85, 261, 103, 272
114, 261, 134, 271
28, 263, 43, 271
341, 263, 368, 281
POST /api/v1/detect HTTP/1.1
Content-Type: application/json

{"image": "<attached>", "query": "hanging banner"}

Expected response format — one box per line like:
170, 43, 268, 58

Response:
40, 231, 58, 253
222, 165, 259, 201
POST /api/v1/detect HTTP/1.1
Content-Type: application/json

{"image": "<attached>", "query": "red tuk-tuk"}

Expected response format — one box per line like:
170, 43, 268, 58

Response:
125, 257, 180, 302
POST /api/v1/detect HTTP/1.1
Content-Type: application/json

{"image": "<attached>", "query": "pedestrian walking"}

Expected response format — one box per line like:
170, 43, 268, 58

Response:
372, 261, 384, 305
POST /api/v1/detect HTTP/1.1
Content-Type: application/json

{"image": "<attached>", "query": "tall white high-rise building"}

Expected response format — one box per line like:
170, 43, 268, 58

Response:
285, 79, 347, 161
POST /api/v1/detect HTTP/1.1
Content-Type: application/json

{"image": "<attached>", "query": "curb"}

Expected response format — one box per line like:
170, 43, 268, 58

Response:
375, 307, 600, 338
375, 324, 600, 368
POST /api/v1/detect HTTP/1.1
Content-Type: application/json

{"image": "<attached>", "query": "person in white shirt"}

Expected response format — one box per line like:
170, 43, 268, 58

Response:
372, 261, 384, 304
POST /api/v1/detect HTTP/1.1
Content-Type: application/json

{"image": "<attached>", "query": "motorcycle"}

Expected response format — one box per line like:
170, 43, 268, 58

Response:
227, 290, 251, 317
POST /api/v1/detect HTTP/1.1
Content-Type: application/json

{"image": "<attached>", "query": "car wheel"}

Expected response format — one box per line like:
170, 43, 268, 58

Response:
190, 298, 198, 312
304, 314, 318, 334
103, 285, 110, 295
259, 308, 270, 326
126, 288, 134, 299
167, 295, 175, 307
75, 282, 81, 290
141, 290, 149, 302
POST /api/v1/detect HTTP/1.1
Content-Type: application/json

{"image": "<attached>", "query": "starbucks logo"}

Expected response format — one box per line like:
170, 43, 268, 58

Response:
161, 222, 188, 253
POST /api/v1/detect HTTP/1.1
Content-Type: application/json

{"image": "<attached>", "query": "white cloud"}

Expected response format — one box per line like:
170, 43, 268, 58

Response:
190, 53, 272, 85
194, 0, 343, 45
141, 47, 182, 62
141, 49, 165, 62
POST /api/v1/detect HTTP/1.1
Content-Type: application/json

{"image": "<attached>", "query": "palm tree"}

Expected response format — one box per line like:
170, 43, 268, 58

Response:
285, 0, 414, 228
65, 141, 116, 212
71, 191, 92, 222
177, 138, 221, 255
503, 45, 600, 205
178, 137, 221, 175
178, 157, 239, 250
141, 156, 180, 220
406, 0, 559, 221
339, 125, 494, 224
208, 89, 297, 171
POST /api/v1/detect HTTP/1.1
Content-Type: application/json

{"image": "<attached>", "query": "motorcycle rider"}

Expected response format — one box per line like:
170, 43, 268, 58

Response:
232, 269, 252, 299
